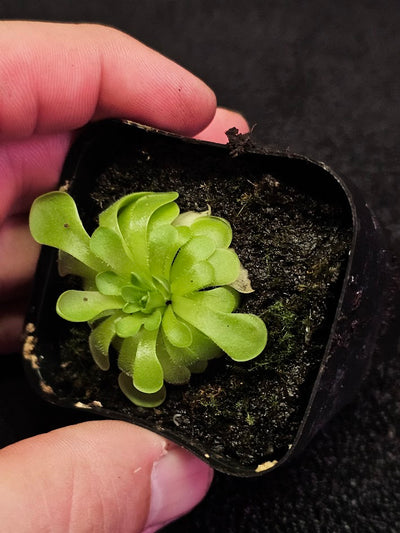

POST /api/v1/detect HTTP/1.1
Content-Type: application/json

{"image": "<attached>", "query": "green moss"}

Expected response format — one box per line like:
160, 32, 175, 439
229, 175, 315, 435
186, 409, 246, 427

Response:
245, 412, 255, 426
260, 301, 302, 367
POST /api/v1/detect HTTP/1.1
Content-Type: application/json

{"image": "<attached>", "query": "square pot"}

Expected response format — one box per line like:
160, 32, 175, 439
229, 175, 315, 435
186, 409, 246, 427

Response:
23, 119, 391, 476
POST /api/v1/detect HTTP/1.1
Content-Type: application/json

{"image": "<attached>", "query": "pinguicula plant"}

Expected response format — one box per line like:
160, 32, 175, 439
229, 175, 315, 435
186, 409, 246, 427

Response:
29, 190, 267, 407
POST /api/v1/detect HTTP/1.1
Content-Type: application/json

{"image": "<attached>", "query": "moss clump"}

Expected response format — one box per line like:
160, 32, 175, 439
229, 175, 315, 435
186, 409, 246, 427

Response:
260, 301, 301, 367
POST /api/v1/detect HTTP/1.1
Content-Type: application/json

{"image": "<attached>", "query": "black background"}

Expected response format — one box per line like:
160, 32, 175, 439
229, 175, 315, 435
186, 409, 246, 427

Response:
1, 2, 400, 531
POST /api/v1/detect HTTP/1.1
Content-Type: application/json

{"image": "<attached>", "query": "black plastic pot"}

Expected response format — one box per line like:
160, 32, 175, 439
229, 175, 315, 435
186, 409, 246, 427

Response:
23, 119, 392, 476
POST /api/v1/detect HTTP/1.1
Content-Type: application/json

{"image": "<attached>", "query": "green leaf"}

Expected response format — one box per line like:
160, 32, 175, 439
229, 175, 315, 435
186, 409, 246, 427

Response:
148, 224, 191, 279
118, 192, 178, 273
29, 191, 104, 271
143, 309, 162, 331
185, 286, 239, 313
170, 261, 214, 295
208, 248, 241, 285
148, 201, 180, 229
88, 314, 119, 370
118, 372, 166, 407
121, 285, 147, 303
172, 207, 210, 227
90, 227, 135, 276
161, 330, 200, 366
96, 272, 129, 295
57, 251, 96, 289
115, 315, 144, 337
56, 290, 124, 322
156, 337, 191, 384
162, 305, 192, 347
98, 192, 148, 230
142, 292, 166, 313
118, 336, 139, 376
133, 328, 164, 393
184, 324, 222, 361
123, 303, 142, 313
170, 235, 215, 282
190, 216, 232, 248
129, 272, 153, 291
173, 296, 268, 361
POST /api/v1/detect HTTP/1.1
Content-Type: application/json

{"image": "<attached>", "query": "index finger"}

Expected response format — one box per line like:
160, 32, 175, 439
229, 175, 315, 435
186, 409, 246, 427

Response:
0, 21, 216, 141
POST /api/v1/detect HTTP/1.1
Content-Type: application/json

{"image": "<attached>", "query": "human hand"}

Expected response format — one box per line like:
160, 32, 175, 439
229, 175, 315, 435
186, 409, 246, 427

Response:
0, 21, 248, 532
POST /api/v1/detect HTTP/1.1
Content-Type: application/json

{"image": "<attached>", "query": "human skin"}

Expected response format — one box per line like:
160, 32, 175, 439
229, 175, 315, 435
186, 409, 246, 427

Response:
0, 21, 249, 532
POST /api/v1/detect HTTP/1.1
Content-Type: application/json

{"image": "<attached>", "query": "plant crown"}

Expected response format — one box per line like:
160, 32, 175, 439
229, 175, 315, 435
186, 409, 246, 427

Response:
30, 191, 267, 407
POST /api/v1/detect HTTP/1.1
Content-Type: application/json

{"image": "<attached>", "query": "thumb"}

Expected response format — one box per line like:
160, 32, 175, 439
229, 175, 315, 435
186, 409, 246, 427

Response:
0, 420, 213, 532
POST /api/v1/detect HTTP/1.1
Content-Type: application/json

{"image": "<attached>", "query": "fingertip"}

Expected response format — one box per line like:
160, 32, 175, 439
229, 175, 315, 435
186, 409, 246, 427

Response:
144, 445, 213, 532
194, 106, 250, 143
95, 24, 218, 137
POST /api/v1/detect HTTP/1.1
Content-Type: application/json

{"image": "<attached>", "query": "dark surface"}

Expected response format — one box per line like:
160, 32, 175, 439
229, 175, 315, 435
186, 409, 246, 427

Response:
1, 2, 400, 531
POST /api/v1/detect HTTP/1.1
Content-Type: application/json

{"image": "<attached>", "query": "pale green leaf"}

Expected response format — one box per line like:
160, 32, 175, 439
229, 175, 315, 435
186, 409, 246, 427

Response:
161, 305, 192, 347
121, 285, 147, 303
142, 292, 165, 312
156, 337, 191, 384
190, 216, 232, 248
173, 295, 268, 361
133, 328, 164, 393
118, 336, 139, 376
90, 227, 135, 276
115, 315, 144, 337
170, 261, 214, 295
184, 324, 222, 361
208, 248, 241, 285
88, 314, 119, 370
130, 272, 151, 290
161, 330, 200, 366
143, 309, 162, 331
148, 201, 180, 230
56, 290, 124, 322
98, 192, 148, 230
57, 251, 96, 289
118, 192, 178, 273
148, 224, 191, 279
123, 303, 142, 313
96, 272, 129, 295
29, 191, 104, 271
185, 286, 239, 313
170, 235, 215, 282
118, 372, 166, 407
172, 207, 211, 227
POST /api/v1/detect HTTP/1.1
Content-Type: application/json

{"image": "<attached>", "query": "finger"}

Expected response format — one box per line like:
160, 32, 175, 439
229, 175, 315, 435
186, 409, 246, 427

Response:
0, 420, 213, 532
0, 215, 37, 352
0, 216, 39, 302
0, 215, 39, 354
194, 107, 249, 143
0, 132, 71, 223
0, 21, 216, 142
0, 301, 25, 354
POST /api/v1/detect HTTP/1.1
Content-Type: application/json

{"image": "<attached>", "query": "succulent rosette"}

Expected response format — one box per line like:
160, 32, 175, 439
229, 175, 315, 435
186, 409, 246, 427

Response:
29, 191, 267, 406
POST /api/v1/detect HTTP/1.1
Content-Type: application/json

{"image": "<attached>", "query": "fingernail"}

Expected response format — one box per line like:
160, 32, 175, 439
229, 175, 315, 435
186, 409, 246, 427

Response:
143, 445, 213, 532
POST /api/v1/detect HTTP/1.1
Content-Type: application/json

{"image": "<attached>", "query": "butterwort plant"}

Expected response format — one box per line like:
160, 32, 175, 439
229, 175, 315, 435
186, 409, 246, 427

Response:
29, 190, 268, 407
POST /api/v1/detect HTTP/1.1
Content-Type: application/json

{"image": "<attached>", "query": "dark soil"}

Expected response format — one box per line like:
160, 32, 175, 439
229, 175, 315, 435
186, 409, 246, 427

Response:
31, 124, 353, 473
